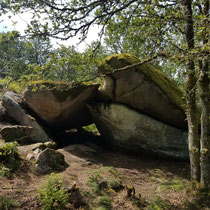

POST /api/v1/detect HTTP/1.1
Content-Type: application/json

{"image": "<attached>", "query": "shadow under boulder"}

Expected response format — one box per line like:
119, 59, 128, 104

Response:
88, 102, 188, 160
24, 81, 99, 130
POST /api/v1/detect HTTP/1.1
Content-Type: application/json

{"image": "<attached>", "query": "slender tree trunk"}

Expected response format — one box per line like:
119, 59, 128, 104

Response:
199, 0, 210, 190
186, 63, 200, 185
182, 0, 200, 185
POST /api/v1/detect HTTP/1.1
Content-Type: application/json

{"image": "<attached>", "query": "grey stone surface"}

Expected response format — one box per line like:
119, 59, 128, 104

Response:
98, 54, 187, 130
35, 148, 66, 174
88, 103, 189, 159
2, 91, 50, 142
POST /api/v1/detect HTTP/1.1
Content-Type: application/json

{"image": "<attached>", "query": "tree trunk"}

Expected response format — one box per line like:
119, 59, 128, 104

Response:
199, 0, 210, 190
182, 0, 200, 185
186, 63, 200, 185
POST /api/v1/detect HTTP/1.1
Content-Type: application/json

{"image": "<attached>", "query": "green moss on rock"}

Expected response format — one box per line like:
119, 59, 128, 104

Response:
98, 54, 185, 111
27, 80, 99, 102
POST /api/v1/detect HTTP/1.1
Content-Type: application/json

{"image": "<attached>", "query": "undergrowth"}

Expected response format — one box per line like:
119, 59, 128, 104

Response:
0, 196, 20, 210
38, 173, 68, 210
0, 141, 20, 178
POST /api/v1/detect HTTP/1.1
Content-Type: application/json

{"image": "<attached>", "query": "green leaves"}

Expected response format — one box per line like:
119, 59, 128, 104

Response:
38, 173, 68, 210
0, 31, 53, 80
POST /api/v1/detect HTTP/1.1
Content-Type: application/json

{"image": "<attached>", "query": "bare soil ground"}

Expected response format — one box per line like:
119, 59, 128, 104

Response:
0, 141, 207, 210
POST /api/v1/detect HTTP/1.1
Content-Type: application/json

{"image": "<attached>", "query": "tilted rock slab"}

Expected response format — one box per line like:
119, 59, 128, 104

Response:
88, 103, 189, 159
98, 54, 187, 130
24, 81, 99, 129
0, 125, 34, 143
2, 91, 50, 142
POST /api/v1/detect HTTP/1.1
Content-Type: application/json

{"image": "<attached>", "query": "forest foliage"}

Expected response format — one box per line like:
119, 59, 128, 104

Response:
0, 0, 209, 189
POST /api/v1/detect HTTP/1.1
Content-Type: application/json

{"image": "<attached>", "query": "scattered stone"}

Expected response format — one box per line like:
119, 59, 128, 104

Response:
32, 143, 46, 151
31, 141, 56, 152
44, 141, 57, 149
34, 148, 42, 154
126, 185, 136, 198
68, 182, 87, 208
26, 153, 35, 161
99, 181, 108, 190
35, 148, 67, 174
2, 91, 50, 142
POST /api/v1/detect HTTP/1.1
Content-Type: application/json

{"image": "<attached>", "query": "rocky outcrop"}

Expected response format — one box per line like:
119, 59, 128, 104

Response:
24, 81, 99, 129
98, 54, 187, 130
88, 103, 188, 159
2, 91, 50, 142
0, 54, 190, 160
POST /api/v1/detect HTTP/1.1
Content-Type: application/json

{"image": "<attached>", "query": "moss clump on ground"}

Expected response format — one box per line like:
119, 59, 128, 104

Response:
98, 54, 185, 111
27, 80, 99, 102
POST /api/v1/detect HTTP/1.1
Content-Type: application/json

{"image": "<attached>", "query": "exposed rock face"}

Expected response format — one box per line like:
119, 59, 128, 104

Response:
24, 81, 99, 129
2, 91, 50, 142
0, 125, 34, 142
0, 103, 16, 124
35, 148, 67, 174
98, 54, 187, 130
88, 103, 189, 159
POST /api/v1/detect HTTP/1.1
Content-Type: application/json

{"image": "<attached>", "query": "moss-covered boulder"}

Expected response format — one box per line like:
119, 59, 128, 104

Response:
35, 148, 67, 174
24, 81, 99, 130
88, 103, 188, 159
98, 54, 187, 130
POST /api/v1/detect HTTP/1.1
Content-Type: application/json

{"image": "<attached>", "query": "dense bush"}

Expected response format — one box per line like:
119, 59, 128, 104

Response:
0, 196, 20, 210
38, 173, 69, 210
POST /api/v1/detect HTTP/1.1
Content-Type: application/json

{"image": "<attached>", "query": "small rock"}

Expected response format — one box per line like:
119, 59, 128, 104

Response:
99, 181, 108, 190
34, 148, 42, 154
35, 148, 67, 174
68, 183, 87, 208
26, 153, 35, 161
32, 143, 46, 151
44, 141, 57, 149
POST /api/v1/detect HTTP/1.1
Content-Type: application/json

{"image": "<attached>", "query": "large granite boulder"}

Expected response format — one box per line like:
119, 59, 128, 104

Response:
24, 81, 99, 129
2, 91, 50, 142
88, 103, 188, 159
98, 54, 187, 130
